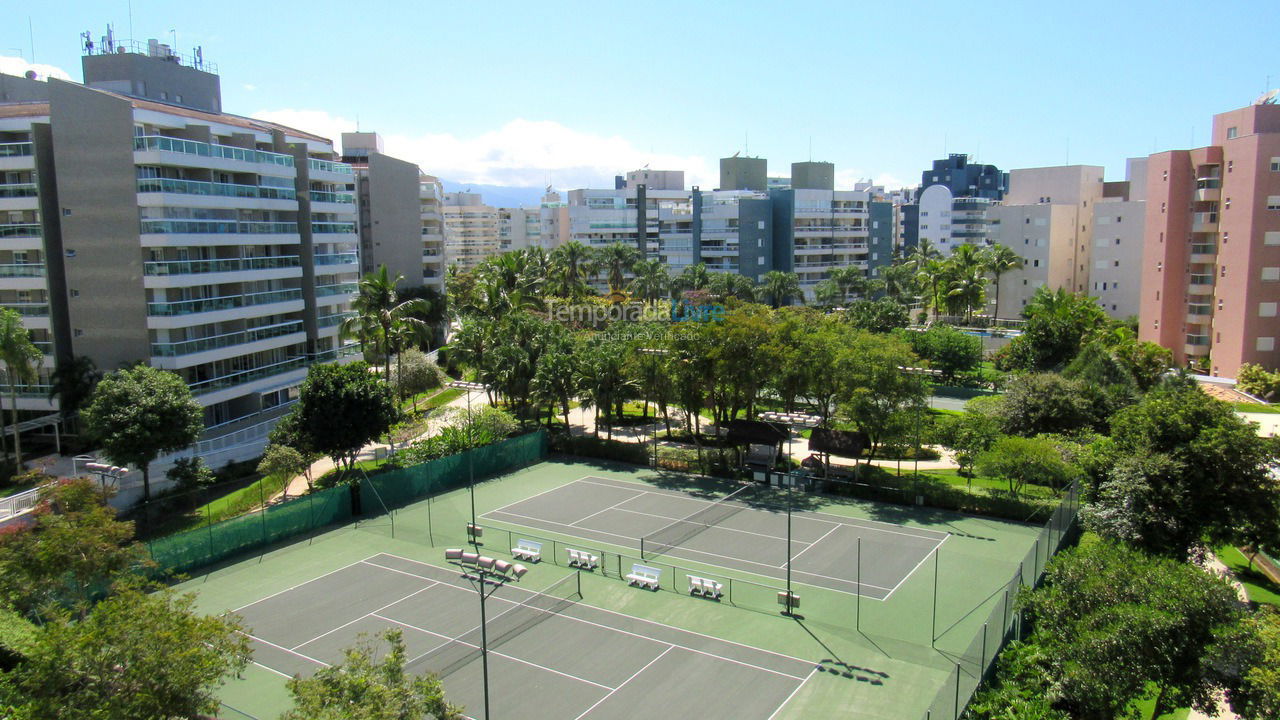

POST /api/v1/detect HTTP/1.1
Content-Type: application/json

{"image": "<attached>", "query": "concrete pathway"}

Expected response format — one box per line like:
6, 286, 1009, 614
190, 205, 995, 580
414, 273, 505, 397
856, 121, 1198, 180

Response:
1185, 553, 1248, 720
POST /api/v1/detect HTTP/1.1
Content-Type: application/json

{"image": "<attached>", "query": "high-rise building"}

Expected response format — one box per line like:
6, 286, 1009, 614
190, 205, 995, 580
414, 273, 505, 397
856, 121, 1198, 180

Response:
902, 154, 1008, 255
1140, 98, 1280, 377
441, 192, 500, 271
623, 169, 684, 191
0, 39, 361, 477
498, 207, 542, 251
341, 132, 422, 287
769, 187, 871, 299
1088, 158, 1147, 318
719, 155, 767, 191
419, 175, 446, 289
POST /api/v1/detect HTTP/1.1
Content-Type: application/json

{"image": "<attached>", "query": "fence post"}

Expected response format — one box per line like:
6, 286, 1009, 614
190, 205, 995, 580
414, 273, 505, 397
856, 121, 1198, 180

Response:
980, 622, 988, 680
258, 480, 267, 545
953, 662, 961, 720
1001, 589, 1009, 634
856, 537, 862, 631
931, 544, 940, 646
205, 502, 214, 563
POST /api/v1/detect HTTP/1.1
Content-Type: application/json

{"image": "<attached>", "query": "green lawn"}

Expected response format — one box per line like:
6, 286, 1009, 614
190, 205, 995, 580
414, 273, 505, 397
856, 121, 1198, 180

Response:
1231, 401, 1280, 414
1217, 545, 1280, 606
1131, 695, 1190, 720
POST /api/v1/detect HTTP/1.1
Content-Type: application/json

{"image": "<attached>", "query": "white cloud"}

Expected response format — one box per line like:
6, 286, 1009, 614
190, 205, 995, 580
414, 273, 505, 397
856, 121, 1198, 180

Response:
835, 169, 909, 192
242, 83, 257, 92
252, 109, 715, 190
0, 55, 72, 82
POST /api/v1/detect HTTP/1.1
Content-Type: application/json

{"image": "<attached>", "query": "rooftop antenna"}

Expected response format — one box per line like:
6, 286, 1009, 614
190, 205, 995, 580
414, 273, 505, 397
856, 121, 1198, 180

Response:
128, 0, 135, 42
28, 17, 35, 64
744, 131, 749, 157
808, 136, 812, 162
1065, 138, 1070, 165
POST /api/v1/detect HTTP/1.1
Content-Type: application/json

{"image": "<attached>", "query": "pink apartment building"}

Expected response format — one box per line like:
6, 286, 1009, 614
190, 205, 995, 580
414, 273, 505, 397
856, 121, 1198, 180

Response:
1139, 100, 1280, 378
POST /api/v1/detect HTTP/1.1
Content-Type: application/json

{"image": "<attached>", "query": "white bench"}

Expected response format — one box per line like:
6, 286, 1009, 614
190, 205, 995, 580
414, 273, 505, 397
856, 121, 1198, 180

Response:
512, 539, 542, 563
687, 575, 724, 599
566, 548, 599, 570
626, 564, 662, 590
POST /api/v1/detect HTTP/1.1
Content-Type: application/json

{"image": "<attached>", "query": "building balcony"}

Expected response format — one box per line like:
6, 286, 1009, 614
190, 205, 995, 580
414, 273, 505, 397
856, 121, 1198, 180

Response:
188, 356, 308, 396
317, 311, 355, 329
140, 219, 300, 236
314, 252, 358, 267
1186, 304, 1212, 324
0, 223, 40, 240
308, 190, 355, 204
1189, 244, 1217, 264
311, 222, 357, 235
152, 320, 305, 357
144, 255, 301, 276
1, 302, 48, 317
0, 143, 32, 158
1184, 335, 1210, 356
1191, 212, 1219, 233
315, 282, 357, 298
0, 184, 37, 199
136, 177, 297, 203
0, 263, 45, 278
1194, 186, 1221, 202
1188, 275, 1215, 295
147, 288, 304, 317
134, 135, 295, 169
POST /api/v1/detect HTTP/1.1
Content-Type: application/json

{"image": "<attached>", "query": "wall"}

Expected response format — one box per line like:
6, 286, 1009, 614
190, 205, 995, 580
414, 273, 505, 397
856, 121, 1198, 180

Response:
365, 153, 424, 287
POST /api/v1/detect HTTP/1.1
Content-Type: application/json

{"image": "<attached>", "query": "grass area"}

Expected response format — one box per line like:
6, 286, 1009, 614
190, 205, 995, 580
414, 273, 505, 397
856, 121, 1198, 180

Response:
1217, 545, 1280, 606
199, 472, 291, 524
387, 387, 465, 444
1131, 695, 1190, 720
315, 457, 392, 489
1231, 401, 1280, 414
917, 468, 1059, 501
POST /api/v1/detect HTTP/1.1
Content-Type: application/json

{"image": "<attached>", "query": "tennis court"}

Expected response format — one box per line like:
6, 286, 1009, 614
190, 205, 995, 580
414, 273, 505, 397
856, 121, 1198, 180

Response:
233, 551, 814, 720
481, 475, 948, 600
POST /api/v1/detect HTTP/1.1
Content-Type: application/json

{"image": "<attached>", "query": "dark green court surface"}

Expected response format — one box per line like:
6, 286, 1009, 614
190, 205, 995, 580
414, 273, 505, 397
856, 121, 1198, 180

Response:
234, 553, 813, 720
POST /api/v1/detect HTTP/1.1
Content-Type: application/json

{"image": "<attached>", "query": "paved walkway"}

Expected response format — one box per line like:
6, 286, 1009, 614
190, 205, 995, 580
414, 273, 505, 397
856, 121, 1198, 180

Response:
1185, 553, 1248, 720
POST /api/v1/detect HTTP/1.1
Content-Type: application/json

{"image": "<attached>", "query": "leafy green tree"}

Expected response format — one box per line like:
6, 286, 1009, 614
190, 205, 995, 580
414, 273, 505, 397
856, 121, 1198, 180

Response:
288, 362, 398, 474
391, 348, 445, 412
1219, 607, 1280, 720
81, 365, 203, 501
838, 331, 928, 462
167, 456, 214, 492
341, 265, 431, 381
981, 244, 1023, 321
935, 408, 1001, 476
760, 270, 802, 308
1017, 541, 1243, 720
813, 278, 842, 308
282, 630, 460, 720
1082, 383, 1280, 558
0, 478, 148, 619
1110, 337, 1173, 392
1236, 363, 1280, 401
993, 372, 1102, 436
994, 286, 1110, 371
975, 436, 1076, 495
47, 354, 101, 421
258, 443, 311, 493
593, 242, 640, 293
843, 298, 909, 333
4, 587, 249, 720
878, 259, 918, 302
531, 331, 579, 429
904, 324, 982, 383
0, 308, 42, 468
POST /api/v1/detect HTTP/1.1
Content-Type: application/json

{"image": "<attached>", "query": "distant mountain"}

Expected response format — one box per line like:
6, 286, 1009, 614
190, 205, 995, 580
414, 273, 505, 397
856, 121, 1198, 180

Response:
438, 181, 550, 209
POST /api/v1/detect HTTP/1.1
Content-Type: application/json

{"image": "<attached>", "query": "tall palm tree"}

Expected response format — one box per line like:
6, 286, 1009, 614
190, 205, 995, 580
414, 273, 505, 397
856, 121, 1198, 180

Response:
813, 278, 842, 309
628, 259, 671, 305
548, 241, 594, 300
340, 265, 430, 382
707, 272, 756, 301
947, 267, 988, 324
909, 238, 941, 271
674, 263, 711, 292
829, 266, 869, 304
881, 261, 917, 302
593, 242, 641, 294
0, 308, 42, 469
760, 271, 802, 309
915, 258, 947, 319
949, 243, 984, 275
982, 245, 1023, 321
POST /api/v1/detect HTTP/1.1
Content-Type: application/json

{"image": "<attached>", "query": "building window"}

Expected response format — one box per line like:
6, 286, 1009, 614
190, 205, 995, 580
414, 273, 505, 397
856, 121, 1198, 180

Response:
1271, 158, 1280, 172
1163, 170, 1168, 181
1116, 238, 1121, 245
1261, 303, 1277, 317
1259, 337, 1276, 352
1265, 232, 1280, 246
1267, 196, 1280, 211
1114, 260, 1120, 267
1227, 127, 1238, 139
1262, 267, 1280, 281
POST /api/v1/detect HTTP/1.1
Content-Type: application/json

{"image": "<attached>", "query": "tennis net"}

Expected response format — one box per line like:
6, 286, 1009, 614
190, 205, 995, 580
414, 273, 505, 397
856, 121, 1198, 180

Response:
641, 484, 756, 560
411, 571, 581, 679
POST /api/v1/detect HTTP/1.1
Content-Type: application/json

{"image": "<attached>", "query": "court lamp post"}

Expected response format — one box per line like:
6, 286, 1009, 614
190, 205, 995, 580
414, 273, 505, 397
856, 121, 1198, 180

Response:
445, 549, 527, 720
448, 380, 488, 546
759, 411, 822, 616
637, 348, 668, 468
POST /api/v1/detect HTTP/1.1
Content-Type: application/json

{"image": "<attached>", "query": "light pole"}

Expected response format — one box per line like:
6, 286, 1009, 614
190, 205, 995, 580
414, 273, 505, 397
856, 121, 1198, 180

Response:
446, 550, 525, 720
638, 348, 668, 468
759, 410, 821, 615
449, 380, 487, 546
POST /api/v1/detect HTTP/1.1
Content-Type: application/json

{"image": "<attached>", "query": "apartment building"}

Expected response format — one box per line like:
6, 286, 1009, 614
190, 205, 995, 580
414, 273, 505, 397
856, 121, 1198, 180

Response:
441, 192, 500, 271
0, 40, 360, 472
420, 175, 445, 289
1089, 159, 1147, 318
1140, 99, 1280, 377
342, 132, 422, 288
498, 207, 542, 251
770, 185, 871, 299
902, 154, 1008, 254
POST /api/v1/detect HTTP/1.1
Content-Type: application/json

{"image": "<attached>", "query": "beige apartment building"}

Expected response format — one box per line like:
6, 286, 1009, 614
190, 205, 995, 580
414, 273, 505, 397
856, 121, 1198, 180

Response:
442, 192, 500, 271
1140, 100, 1280, 377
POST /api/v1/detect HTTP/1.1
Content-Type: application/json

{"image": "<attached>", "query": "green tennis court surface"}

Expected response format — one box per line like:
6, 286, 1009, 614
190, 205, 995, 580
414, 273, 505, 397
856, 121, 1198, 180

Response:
182, 459, 1048, 719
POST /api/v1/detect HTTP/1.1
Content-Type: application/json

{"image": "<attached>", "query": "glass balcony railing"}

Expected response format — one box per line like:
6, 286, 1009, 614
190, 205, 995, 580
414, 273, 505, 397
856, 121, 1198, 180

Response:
311, 222, 356, 234
0, 263, 45, 277
309, 343, 363, 362
144, 255, 302, 276
1189, 274, 1216, 286
1185, 334, 1210, 346
147, 288, 303, 316
1189, 243, 1217, 255
314, 253, 358, 265
151, 320, 305, 357
1195, 178, 1221, 190
1192, 212, 1219, 225
188, 356, 308, 395
140, 220, 300, 235
0, 142, 33, 158
1187, 304, 1212, 317
137, 177, 296, 201
0, 184, 37, 199
0, 224, 40, 238
307, 158, 354, 175
309, 190, 355, 204
2, 303, 48, 317
318, 311, 355, 328
134, 136, 295, 167
315, 283, 357, 297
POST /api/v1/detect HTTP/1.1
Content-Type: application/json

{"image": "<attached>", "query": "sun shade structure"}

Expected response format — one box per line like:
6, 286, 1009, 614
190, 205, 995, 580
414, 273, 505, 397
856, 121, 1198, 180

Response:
808, 428, 870, 458
724, 419, 789, 446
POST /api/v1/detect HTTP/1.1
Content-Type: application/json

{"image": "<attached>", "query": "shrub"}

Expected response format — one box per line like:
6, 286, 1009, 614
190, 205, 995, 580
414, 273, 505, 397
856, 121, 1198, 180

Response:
168, 457, 215, 493
1238, 363, 1280, 401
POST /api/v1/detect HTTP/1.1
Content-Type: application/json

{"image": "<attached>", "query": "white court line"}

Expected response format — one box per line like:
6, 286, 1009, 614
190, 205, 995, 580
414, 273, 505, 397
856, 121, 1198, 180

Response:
766, 667, 819, 720
578, 475, 950, 541
290, 572, 439, 651
484, 508, 895, 594
372, 612, 615, 692
782, 523, 844, 568
571, 646, 674, 720
882, 532, 952, 601
250, 660, 293, 679
242, 632, 330, 668
231, 558, 368, 612
378, 551, 813, 680
486, 476, 611, 518
605, 504, 816, 548
570, 490, 647, 527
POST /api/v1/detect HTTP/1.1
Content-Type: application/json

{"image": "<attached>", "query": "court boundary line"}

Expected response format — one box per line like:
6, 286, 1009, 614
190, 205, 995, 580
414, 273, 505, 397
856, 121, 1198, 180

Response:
577, 477, 946, 543
570, 490, 647, 527
483, 507, 897, 596
570, 646, 674, 720
374, 551, 814, 678
883, 532, 953, 599
579, 474, 951, 540
782, 523, 844, 568
231, 558, 368, 612
605, 503, 820, 547
767, 667, 819, 720
290, 573, 440, 651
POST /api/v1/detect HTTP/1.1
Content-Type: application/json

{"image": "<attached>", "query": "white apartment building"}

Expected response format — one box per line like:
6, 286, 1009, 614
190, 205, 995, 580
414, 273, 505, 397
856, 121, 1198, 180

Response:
498, 207, 543, 251
420, 175, 445, 289
916, 184, 996, 255
442, 192, 500, 271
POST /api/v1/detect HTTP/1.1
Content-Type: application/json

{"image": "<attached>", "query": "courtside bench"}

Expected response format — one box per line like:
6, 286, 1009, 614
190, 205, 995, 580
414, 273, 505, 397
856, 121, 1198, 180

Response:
566, 548, 599, 570
512, 539, 542, 563
626, 564, 662, 590
687, 574, 723, 599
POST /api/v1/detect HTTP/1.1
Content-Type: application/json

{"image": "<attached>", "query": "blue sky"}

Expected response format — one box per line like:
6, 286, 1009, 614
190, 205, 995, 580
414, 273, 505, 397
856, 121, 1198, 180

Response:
6, 1, 1280, 192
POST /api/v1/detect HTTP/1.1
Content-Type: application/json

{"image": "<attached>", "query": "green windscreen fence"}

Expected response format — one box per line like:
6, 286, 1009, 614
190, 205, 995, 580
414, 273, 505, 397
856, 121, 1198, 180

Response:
147, 430, 547, 576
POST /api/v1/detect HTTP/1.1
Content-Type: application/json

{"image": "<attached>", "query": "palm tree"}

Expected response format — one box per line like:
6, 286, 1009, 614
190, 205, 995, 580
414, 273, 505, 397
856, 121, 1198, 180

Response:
880, 261, 917, 302
760, 270, 802, 309
909, 238, 941, 271
916, 258, 947, 319
548, 241, 594, 300
982, 245, 1023, 321
947, 267, 988, 324
593, 243, 641, 294
340, 265, 431, 382
829, 266, 869, 304
813, 278, 842, 309
628, 259, 670, 305
673, 263, 711, 292
0, 308, 42, 469
707, 272, 756, 301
